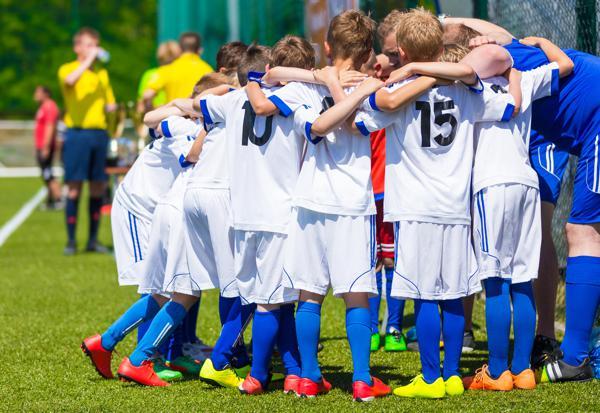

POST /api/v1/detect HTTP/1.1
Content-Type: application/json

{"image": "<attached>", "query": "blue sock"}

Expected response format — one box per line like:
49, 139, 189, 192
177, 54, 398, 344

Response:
88, 196, 102, 244
101, 295, 160, 351
484, 278, 511, 378
231, 303, 255, 368
65, 197, 78, 242
296, 301, 322, 382
251, 309, 280, 387
561, 256, 600, 365
368, 270, 383, 333
183, 298, 200, 343
137, 294, 152, 343
510, 281, 536, 374
385, 267, 405, 332
439, 298, 465, 380
211, 297, 245, 370
414, 299, 441, 383
166, 324, 184, 361
219, 296, 237, 325
346, 307, 373, 384
277, 304, 302, 376
129, 301, 187, 366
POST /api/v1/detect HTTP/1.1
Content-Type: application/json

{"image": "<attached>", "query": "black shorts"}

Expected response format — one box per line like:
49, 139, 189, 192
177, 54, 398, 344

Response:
36, 149, 54, 183
62, 128, 109, 182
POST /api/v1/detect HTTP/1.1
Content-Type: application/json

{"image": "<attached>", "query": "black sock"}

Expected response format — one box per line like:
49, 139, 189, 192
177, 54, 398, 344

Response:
88, 197, 103, 244
65, 197, 79, 243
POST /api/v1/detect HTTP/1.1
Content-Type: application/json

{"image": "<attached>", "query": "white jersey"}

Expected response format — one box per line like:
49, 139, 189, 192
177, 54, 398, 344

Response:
116, 116, 198, 220
186, 123, 229, 190
199, 87, 308, 234
473, 63, 559, 193
356, 78, 515, 225
270, 82, 376, 216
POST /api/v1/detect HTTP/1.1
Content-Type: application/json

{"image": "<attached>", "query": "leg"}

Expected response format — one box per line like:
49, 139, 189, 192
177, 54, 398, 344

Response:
250, 303, 281, 386
88, 180, 106, 247
211, 297, 253, 369
384, 260, 405, 332
65, 181, 81, 246
484, 278, 511, 378
368, 266, 382, 334
510, 281, 536, 374
439, 298, 465, 380
414, 299, 442, 383
277, 303, 302, 376
183, 297, 201, 343
462, 294, 475, 332
296, 291, 325, 382
343, 292, 372, 385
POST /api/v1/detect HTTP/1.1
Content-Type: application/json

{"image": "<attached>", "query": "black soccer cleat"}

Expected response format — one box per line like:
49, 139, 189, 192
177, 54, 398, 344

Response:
531, 334, 562, 369
540, 357, 594, 383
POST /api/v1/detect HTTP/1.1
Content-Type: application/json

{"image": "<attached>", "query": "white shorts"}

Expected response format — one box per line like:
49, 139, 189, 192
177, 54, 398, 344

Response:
138, 203, 195, 297
234, 230, 298, 305
473, 184, 541, 283
283, 208, 377, 297
182, 188, 237, 297
393, 221, 480, 300
111, 198, 150, 286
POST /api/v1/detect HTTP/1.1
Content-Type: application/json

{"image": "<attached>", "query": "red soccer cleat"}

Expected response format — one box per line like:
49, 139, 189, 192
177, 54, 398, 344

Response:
81, 334, 113, 379
283, 375, 302, 395
298, 376, 332, 398
353, 376, 391, 402
238, 375, 265, 395
117, 357, 169, 386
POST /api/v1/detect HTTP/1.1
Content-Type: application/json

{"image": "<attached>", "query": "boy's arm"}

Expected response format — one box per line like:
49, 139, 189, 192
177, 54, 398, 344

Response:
520, 37, 574, 77
262, 67, 317, 86
246, 83, 279, 116
143, 102, 184, 129
460, 44, 513, 79
442, 17, 514, 45
185, 128, 207, 163
313, 66, 346, 104
387, 62, 477, 86
507, 68, 522, 116
311, 77, 384, 136
374, 76, 437, 112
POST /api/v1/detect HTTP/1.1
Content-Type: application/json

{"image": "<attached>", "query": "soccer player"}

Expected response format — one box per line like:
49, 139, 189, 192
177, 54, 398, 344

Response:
355, 8, 516, 399
33, 85, 62, 209
215, 41, 249, 86
443, 16, 600, 383
58, 27, 116, 255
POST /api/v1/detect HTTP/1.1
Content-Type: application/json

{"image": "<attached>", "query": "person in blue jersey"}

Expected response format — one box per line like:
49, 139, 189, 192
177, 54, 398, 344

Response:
443, 17, 600, 383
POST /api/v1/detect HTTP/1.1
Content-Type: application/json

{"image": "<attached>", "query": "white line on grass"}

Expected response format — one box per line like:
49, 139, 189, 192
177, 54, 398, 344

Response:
0, 187, 47, 247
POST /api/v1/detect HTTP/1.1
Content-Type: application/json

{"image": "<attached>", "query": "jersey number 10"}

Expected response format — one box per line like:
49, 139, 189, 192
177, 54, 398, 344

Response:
241, 101, 274, 146
415, 100, 458, 148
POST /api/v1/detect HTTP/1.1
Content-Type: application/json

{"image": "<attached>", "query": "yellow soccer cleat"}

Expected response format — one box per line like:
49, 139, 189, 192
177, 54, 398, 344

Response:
444, 375, 465, 396
199, 358, 244, 388
393, 374, 446, 399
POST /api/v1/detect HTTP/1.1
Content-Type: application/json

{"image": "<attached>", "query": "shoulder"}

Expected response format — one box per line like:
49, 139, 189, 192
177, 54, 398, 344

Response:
58, 60, 77, 76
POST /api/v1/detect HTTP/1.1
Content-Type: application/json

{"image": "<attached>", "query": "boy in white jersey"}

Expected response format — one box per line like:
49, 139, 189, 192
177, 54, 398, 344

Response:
440, 40, 573, 391
354, 8, 516, 399
81, 97, 203, 385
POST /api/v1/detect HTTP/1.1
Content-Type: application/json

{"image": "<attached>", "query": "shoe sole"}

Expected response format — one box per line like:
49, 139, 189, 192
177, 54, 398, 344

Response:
117, 372, 168, 387
200, 376, 241, 389
80, 342, 113, 379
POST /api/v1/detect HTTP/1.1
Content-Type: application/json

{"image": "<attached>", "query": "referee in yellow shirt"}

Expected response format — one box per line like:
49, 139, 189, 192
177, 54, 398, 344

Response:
142, 32, 213, 108
58, 27, 116, 255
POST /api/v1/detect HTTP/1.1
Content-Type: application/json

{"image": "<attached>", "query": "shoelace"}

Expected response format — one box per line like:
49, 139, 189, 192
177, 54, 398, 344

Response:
473, 365, 489, 385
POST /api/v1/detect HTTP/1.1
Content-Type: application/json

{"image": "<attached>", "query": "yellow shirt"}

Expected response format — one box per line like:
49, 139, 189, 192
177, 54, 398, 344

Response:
58, 61, 116, 129
146, 53, 213, 101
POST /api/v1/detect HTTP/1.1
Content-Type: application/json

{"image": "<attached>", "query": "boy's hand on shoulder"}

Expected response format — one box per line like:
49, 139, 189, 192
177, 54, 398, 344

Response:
356, 77, 384, 96
519, 36, 544, 47
314, 66, 340, 86
385, 64, 414, 86
339, 67, 368, 88
469, 35, 499, 49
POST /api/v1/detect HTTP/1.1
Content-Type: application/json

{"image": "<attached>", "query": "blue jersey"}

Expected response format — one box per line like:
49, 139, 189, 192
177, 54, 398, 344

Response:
505, 39, 600, 150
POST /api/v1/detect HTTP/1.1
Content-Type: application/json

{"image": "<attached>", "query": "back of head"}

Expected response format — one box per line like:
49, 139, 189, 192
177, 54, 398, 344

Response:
327, 9, 375, 65
442, 24, 481, 48
271, 35, 315, 70
216, 41, 249, 71
157, 41, 182, 66
377, 9, 404, 45
396, 7, 443, 62
179, 32, 201, 54
440, 43, 470, 63
191, 73, 233, 98
237, 44, 271, 86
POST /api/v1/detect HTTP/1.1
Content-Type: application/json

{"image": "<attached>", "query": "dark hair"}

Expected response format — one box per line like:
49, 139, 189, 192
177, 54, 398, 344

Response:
271, 35, 315, 70
216, 41, 249, 71
442, 24, 482, 48
236, 44, 271, 86
179, 32, 201, 53
36, 85, 52, 97
73, 27, 100, 43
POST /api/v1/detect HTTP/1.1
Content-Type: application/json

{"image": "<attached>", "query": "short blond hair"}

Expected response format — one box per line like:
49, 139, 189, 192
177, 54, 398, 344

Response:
396, 7, 443, 62
377, 9, 404, 45
191, 73, 233, 98
327, 9, 375, 65
157, 41, 181, 66
440, 43, 470, 63
271, 35, 316, 70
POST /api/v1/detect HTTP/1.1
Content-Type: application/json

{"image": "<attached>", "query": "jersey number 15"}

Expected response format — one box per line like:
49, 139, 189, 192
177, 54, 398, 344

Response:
415, 100, 457, 148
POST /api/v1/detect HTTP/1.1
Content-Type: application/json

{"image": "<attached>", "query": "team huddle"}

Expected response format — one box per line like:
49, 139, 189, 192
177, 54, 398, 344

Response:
80, 7, 600, 402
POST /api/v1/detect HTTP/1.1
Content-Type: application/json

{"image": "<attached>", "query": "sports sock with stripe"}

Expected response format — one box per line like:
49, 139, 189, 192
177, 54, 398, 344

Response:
296, 301, 322, 382
561, 256, 600, 366
368, 270, 383, 333
277, 304, 302, 376
250, 309, 281, 387
439, 298, 465, 380
230, 303, 255, 368
137, 294, 152, 342
129, 301, 187, 367
65, 197, 79, 242
88, 196, 102, 244
183, 298, 200, 343
385, 267, 405, 332
484, 278, 511, 378
211, 298, 251, 370
510, 281, 536, 374
101, 294, 160, 351
346, 307, 373, 384
414, 299, 441, 383
164, 324, 184, 361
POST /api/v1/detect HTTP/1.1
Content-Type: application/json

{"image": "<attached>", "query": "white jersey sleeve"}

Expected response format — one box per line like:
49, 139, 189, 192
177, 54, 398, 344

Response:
158, 116, 199, 138
290, 104, 322, 144
199, 93, 230, 127
525, 62, 560, 102
467, 82, 516, 123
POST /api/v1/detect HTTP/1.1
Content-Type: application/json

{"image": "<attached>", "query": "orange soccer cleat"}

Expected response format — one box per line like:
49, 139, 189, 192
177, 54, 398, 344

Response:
117, 357, 169, 387
297, 376, 332, 398
81, 334, 114, 379
353, 376, 392, 402
463, 365, 514, 391
512, 368, 537, 390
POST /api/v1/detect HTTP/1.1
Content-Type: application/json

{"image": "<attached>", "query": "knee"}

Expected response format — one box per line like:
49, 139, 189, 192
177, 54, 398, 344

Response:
89, 181, 106, 198
382, 257, 394, 269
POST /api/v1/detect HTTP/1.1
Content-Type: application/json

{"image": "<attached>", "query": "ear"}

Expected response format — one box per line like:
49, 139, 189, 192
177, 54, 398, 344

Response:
398, 46, 409, 65
374, 62, 383, 78
323, 41, 332, 59
265, 63, 270, 72
218, 67, 228, 73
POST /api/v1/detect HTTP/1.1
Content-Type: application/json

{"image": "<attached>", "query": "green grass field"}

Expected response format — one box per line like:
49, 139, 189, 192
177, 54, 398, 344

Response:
1, 177, 599, 412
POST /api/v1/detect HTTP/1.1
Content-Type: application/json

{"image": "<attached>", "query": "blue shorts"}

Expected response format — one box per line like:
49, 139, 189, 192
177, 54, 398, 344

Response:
529, 133, 570, 204
63, 128, 109, 182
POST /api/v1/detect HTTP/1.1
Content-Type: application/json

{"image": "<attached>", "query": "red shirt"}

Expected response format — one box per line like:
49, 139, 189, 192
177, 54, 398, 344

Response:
34, 99, 59, 150
370, 129, 386, 198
